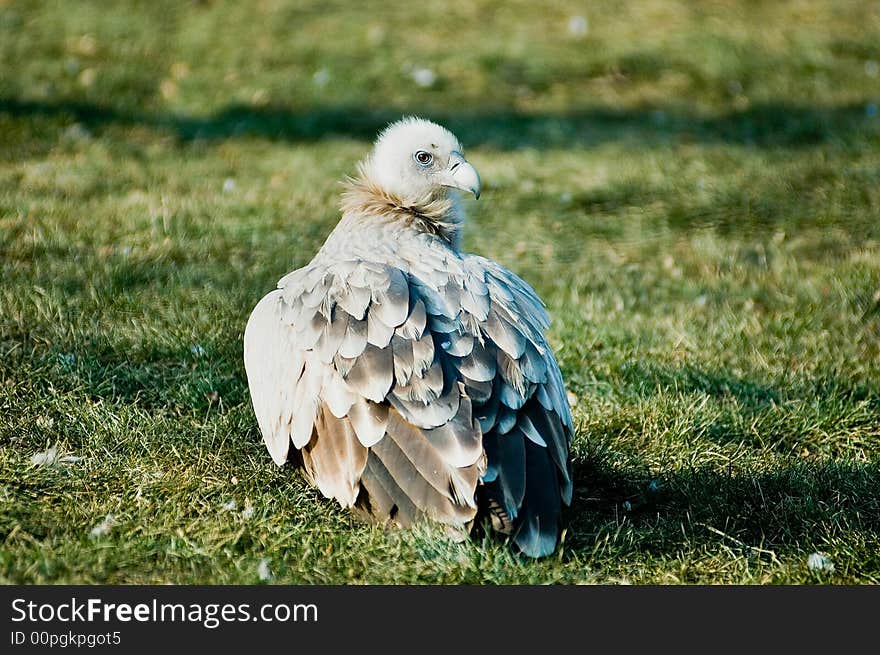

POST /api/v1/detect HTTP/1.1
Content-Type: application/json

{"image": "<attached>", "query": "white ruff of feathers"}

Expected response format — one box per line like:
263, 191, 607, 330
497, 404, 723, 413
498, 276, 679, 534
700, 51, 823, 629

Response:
339, 163, 466, 249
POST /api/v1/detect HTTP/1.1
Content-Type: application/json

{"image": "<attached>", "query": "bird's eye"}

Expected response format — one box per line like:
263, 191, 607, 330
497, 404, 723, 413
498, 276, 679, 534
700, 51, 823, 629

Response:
414, 150, 433, 166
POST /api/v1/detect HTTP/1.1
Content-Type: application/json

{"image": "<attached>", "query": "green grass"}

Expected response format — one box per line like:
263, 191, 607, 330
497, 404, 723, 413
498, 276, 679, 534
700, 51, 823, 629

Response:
2, 0, 879, 584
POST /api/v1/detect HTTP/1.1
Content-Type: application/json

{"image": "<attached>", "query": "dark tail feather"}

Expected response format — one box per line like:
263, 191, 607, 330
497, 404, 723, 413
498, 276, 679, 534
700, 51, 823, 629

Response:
512, 439, 562, 558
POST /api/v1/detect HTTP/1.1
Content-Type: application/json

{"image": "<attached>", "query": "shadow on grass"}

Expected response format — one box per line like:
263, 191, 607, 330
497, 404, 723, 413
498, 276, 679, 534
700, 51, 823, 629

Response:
553, 359, 880, 563
2, 97, 874, 152
564, 454, 880, 563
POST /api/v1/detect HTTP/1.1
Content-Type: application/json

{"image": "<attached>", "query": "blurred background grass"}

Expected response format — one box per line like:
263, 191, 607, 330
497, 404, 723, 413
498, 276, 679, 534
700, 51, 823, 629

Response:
1, 0, 879, 583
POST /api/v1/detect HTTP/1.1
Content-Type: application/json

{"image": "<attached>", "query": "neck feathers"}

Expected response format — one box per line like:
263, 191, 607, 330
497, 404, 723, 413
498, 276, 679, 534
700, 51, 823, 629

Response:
340, 165, 464, 248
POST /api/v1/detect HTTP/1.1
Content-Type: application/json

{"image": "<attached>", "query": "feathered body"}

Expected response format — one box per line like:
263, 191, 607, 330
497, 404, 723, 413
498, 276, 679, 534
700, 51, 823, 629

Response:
244, 118, 573, 557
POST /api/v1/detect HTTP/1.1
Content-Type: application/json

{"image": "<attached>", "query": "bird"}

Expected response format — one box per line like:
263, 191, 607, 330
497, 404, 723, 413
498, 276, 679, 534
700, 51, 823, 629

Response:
243, 117, 573, 557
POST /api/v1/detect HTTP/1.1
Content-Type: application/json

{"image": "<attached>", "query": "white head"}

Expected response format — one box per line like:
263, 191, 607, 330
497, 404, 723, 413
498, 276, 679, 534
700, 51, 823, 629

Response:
363, 117, 481, 203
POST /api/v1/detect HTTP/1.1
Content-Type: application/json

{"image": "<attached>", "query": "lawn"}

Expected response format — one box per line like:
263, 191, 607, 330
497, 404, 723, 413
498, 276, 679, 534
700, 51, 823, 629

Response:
1, 0, 879, 584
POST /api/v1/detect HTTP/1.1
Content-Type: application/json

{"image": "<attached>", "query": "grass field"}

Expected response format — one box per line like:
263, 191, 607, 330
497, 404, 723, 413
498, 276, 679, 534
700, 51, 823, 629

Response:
2, 0, 879, 584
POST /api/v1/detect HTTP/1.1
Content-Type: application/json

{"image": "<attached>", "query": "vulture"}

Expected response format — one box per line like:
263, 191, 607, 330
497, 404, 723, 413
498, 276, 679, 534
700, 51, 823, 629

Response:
244, 117, 573, 557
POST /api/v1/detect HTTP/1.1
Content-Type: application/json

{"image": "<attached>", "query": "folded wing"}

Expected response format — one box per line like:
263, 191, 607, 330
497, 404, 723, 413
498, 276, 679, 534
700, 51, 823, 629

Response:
244, 249, 573, 555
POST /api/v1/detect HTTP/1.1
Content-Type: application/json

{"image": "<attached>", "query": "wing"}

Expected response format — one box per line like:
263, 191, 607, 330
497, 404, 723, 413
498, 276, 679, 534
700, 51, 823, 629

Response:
451, 255, 573, 558
244, 258, 486, 527
243, 290, 307, 467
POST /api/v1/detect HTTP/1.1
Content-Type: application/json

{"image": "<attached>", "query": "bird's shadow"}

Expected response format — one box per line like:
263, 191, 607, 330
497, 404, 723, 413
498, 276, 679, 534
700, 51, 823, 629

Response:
558, 367, 880, 563
562, 455, 879, 561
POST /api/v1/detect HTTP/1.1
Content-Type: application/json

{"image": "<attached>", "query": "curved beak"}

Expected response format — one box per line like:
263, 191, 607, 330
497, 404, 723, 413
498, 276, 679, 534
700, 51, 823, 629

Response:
439, 151, 481, 199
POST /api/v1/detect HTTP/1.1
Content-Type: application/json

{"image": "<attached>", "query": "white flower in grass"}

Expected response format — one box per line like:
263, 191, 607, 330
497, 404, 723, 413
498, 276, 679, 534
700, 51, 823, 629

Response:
258, 558, 273, 582
807, 552, 834, 573
568, 15, 588, 38
221, 499, 237, 512
31, 442, 83, 467
89, 514, 115, 539
223, 178, 236, 193
31, 444, 58, 466
312, 69, 330, 87
411, 68, 436, 88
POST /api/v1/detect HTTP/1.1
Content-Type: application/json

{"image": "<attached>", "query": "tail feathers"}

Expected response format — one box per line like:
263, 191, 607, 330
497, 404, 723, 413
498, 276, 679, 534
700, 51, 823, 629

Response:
479, 438, 564, 558
512, 440, 563, 558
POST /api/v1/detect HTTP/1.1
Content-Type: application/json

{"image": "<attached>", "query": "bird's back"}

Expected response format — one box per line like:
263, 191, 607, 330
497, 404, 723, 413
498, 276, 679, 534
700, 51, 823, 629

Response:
245, 223, 572, 556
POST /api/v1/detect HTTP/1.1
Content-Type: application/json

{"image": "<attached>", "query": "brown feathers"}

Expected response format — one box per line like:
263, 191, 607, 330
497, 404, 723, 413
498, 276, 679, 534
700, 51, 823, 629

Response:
340, 169, 463, 245
301, 405, 368, 508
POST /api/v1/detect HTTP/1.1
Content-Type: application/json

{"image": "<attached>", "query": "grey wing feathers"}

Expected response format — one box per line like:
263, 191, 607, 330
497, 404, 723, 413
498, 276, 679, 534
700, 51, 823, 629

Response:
458, 256, 573, 557
244, 249, 573, 555
244, 258, 488, 526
